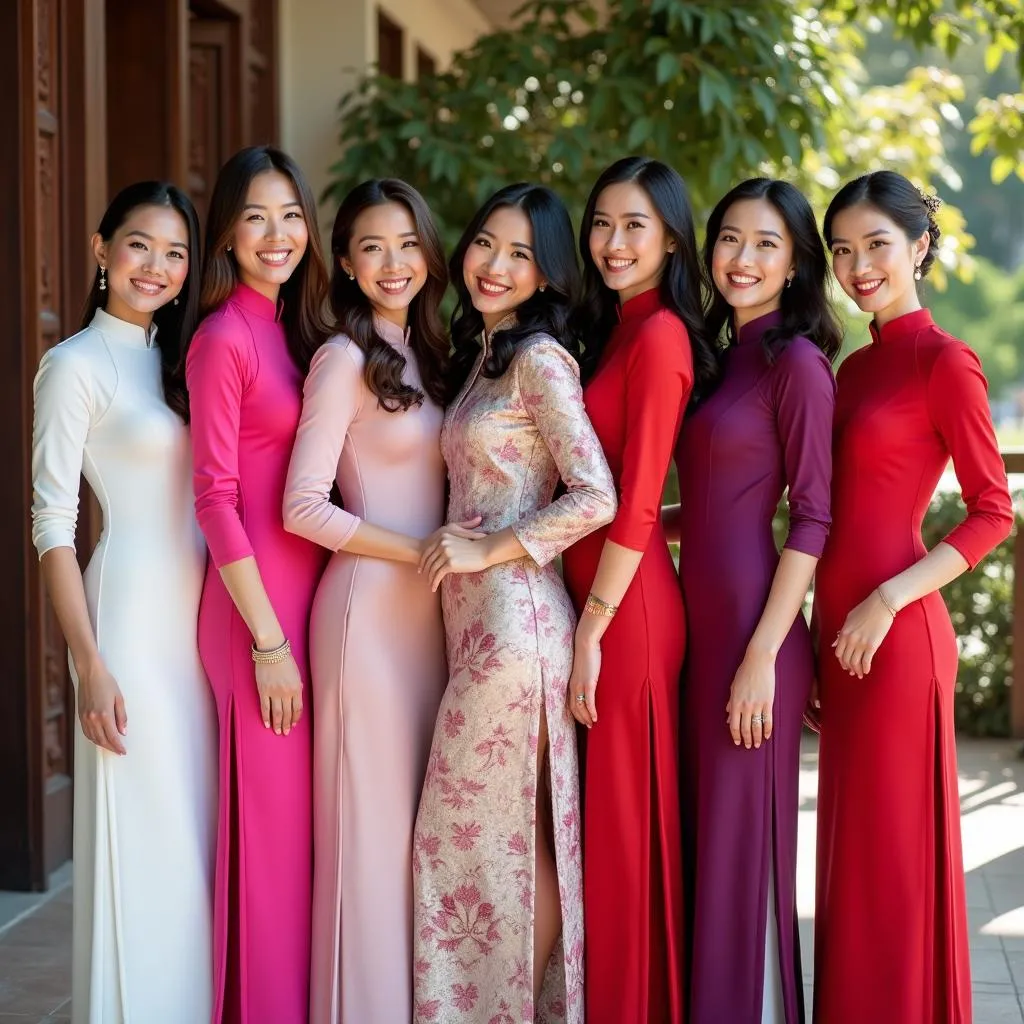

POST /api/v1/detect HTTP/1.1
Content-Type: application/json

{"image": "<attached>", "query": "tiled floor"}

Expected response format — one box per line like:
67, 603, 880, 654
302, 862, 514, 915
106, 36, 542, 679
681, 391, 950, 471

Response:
0, 737, 1022, 1022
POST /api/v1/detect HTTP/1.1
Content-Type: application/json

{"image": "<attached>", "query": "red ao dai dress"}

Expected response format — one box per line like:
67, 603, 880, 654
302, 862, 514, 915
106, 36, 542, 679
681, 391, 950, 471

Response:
562, 286, 692, 1024
814, 309, 1013, 1024
412, 332, 616, 1024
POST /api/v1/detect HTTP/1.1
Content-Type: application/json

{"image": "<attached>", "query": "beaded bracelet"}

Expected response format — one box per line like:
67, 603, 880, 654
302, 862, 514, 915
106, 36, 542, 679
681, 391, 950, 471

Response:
251, 638, 292, 665
584, 593, 619, 618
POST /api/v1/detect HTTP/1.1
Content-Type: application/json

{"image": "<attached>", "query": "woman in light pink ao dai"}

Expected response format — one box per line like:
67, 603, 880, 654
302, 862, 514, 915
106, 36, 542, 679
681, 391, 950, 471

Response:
284, 179, 459, 1024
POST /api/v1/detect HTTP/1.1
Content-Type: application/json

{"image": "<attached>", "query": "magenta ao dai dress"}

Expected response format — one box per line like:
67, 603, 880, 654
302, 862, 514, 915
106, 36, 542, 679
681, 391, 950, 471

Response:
411, 332, 616, 1024
187, 282, 328, 1024
283, 316, 447, 1023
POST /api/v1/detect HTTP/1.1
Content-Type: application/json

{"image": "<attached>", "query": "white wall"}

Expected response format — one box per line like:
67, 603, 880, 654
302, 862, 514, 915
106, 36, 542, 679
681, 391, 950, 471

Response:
278, 0, 373, 237
279, 0, 494, 242
377, 0, 492, 77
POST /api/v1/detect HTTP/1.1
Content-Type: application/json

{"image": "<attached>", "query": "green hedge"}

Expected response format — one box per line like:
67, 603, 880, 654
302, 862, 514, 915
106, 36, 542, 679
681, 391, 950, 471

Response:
921, 488, 1018, 737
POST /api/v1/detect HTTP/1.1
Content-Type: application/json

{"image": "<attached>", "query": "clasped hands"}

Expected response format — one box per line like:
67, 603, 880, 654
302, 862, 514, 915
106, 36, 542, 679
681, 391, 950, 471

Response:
418, 516, 492, 591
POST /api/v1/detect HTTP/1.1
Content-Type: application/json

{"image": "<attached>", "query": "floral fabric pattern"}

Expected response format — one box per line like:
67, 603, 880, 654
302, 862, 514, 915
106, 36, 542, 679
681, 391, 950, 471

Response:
413, 334, 615, 1024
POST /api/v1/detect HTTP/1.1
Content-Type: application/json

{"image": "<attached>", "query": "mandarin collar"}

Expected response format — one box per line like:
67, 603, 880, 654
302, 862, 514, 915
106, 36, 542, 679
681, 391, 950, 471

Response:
616, 287, 663, 324
869, 307, 934, 345
481, 311, 518, 353
373, 312, 410, 347
232, 282, 283, 322
91, 307, 158, 349
736, 308, 784, 347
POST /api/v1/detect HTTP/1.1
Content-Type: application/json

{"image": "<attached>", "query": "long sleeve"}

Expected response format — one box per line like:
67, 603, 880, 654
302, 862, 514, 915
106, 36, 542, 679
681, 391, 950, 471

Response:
607, 316, 692, 551
927, 341, 1013, 568
511, 340, 616, 567
30, 346, 95, 556
772, 339, 836, 558
186, 314, 257, 568
283, 340, 363, 550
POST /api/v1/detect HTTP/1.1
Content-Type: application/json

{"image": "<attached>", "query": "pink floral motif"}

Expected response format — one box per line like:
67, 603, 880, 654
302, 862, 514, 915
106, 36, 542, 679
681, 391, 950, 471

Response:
438, 775, 487, 811
492, 438, 522, 464
444, 709, 466, 737
506, 832, 528, 856
452, 982, 479, 1011
413, 336, 614, 1024
474, 723, 515, 771
451, 821, 483, 851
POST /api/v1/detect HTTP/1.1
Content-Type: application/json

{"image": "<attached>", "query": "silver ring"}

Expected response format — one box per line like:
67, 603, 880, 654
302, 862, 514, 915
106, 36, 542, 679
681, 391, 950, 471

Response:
751, 714, 764, 724
574, 694, 586, 703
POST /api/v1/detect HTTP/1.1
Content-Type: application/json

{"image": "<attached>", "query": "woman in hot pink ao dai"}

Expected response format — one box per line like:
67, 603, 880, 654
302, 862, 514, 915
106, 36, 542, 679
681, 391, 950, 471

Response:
186, 146, 331, 1024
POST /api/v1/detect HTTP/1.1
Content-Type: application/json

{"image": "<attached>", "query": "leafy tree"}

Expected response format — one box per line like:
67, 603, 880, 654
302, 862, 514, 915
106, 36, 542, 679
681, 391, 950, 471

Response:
324, 0, 1022, 263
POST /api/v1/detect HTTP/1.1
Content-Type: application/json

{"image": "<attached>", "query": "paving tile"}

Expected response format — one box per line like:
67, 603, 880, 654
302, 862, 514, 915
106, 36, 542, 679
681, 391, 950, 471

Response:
973, 949, 1015, 986
971, 991, 1024, 1023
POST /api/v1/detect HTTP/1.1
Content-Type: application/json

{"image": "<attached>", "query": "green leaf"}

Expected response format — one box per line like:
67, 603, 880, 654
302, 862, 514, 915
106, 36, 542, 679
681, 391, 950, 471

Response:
985, 41, 1005, 75
992, 154, 1016, 184
627, 116, 653, 150
656, 51, 679, 85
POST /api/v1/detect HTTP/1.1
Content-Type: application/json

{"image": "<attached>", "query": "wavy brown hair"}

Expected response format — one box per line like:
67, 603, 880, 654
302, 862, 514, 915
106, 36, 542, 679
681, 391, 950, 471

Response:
193, 145, 330, 371
327, 179, 448, 409
83, 181, 201, 421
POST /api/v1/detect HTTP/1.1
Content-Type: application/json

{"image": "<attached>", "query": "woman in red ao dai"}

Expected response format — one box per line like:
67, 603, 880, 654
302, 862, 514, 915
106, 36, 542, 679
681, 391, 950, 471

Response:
562, 156, 717, 1024
813, 170, 1012, 1024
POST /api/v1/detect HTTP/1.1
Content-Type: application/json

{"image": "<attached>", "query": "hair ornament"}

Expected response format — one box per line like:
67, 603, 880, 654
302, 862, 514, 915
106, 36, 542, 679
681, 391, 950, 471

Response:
916, 187, 943, 215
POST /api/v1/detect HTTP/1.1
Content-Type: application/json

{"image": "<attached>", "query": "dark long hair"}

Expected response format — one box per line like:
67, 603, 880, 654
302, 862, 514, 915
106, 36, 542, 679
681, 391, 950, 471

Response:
448, 183, 580, 399
327, 179, 448, 409
195, 145, 330, 371
823, 169, 941, 279
82, 181, 200, 420
704, 178, 842, 362
578, 157, 715, 393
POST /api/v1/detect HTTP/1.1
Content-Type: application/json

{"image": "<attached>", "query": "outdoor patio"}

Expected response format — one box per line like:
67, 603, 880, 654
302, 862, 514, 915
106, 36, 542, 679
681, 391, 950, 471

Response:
0, 735, 1022, 1022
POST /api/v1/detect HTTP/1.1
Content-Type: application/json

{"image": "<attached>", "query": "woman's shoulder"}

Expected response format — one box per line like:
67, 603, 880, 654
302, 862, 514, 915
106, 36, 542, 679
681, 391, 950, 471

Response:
310, 332, 366, 374
37, 324, 110, 380
513, 331, 579, 377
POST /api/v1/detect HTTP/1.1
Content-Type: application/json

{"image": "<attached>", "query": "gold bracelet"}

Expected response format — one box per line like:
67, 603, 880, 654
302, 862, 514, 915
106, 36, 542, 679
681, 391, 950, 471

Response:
584, 593, 618, 618
251, 638, 292, 665
876, 588, 898, 618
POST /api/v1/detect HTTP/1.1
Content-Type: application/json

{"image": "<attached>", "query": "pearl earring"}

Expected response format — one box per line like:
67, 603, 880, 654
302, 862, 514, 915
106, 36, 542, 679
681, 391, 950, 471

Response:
914, 264, 922, 281
98, 267, 107, 291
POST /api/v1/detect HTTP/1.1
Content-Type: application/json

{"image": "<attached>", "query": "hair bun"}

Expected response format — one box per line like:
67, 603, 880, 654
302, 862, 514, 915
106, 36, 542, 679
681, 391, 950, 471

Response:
917, 187, 943, 215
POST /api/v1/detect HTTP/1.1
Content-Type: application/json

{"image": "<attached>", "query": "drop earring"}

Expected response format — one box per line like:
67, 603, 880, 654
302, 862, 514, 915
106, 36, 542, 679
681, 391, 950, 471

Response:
348, 273, 355, 281
98, 267, 107, 291
785, 277, 793, 288
226, 245, 232, 252
173, 297, 180, 306
914, 264, 922, 281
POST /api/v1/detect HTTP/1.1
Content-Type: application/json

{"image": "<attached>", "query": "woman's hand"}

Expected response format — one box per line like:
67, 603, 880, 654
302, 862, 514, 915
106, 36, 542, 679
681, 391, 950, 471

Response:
833, 589, 896, 679
418, 518, 490, 592
256, 654, 304, 736
803, 677, 822, 734
726, 648, 776, 749
76, 655, 128, 755
567, 631, 601, 729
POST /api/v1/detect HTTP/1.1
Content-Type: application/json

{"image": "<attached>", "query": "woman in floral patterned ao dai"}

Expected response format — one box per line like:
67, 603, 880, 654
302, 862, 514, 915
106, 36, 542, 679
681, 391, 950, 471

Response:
412, 183, 616, 1024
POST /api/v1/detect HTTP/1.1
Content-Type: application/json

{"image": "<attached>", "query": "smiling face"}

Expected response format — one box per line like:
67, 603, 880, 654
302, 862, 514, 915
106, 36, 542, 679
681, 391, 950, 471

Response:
340, 200, 427, 329
588, 181, 674, 303
711, 197, 795, 330
462, 204, 545, 332
92, 204, 191, 329
231, 169, 309, 303
829, 202, 930, 326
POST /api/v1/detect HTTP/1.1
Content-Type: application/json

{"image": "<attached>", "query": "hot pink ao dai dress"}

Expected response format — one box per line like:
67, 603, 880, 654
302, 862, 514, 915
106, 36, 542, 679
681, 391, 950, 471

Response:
187, 283, 328, 1024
